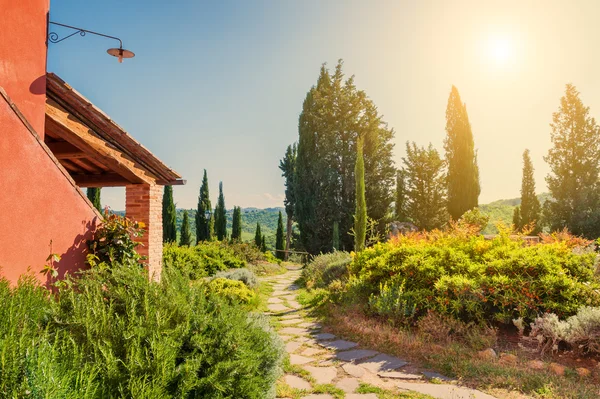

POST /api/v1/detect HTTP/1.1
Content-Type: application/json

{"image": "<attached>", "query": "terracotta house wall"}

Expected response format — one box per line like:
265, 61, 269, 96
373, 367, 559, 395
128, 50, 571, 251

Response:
0, 0, 50, 136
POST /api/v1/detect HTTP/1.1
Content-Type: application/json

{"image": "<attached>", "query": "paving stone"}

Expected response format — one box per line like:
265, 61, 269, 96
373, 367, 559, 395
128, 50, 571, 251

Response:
268, 297, 284, 304
284, 374, 311, 390
280, 327, 309, 335
295, 336, 318, 345
298, 322, 321, 329
268, 303, 290, 312
336, 377, 360, 393
303, 366, 337, 384
313, 333, 336, 341
301, 395, 334, 399
342, 363, 366, 378
319, 339, 359, 351
396, 382, 498, 399
287, 301, 302, 309
280, 314, 301, 320
358, 354, 408, 373
301, 347, 326, 356
286, 341, 303, 353
378, 371, 422, 380
421, 371, 456, 382
280, 318, 303, 325
272, 290, 289, 296
279, 335, 294, 342
317, 359, 335, 366
346, 394, 378, 399
287, 284, 300, 290
335, 349, 379, 362
290, 354, 314, 365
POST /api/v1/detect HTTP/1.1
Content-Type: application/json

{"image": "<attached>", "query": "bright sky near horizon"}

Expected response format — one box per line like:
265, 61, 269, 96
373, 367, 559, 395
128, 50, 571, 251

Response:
47, 0, 600, 210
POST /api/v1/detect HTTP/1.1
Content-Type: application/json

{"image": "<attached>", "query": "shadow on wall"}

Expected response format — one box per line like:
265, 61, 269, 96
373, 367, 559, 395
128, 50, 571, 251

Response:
29, 75, 45, 95
44, 218, 99, 288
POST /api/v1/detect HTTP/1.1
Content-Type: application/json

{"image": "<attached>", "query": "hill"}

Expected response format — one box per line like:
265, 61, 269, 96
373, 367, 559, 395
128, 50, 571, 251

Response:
479, 193, 550, 234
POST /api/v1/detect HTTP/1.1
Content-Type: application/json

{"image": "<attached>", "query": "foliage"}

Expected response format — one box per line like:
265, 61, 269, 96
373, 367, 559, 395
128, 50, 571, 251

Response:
444, 85, 480, 220
517, 149, 541, 233
544, 84, 600, 238
231, 206, 242, 241
179, 209, 192, 246
195, 169, 213, 242
347, 230, 600, 324
226, 241, 271, 264
87, 210, 144, 266
395, 170, 408, 222
279, 143, 297, 255
261, 235, 267, 252
86, 187, 102, 212
458, 208, 489, 233
479, 193, 551, 234
354, 137, 367, 252
275, 211, 285, 259
294, 60, 396, 254
263, 250, 281, 265
162, 185, 177, 243
254, 222, 262, 248
215, 181, 228, 240
163, 241, 245, 280
206, 277, 256, 304
214, 268, 259, 289
402, 142, 448, 230
300, 251, 352, 290
332, 221, 340, 251
0, 265, 283, 398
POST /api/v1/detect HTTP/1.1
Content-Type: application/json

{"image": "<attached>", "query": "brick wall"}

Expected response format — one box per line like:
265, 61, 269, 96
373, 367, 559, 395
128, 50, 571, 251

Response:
126, 184, 163, 281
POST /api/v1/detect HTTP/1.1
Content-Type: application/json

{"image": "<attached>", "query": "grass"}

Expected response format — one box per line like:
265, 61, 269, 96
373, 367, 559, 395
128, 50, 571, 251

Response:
357, 383, 437, 399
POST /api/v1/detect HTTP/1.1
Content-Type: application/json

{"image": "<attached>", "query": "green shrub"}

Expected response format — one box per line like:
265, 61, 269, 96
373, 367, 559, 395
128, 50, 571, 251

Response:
207, 277, 257, 304
214, 268, 259, 289
263, 251, 281, 265
301, 251, 352, 289
0, 265, 283, 398
163, 241, 246, 279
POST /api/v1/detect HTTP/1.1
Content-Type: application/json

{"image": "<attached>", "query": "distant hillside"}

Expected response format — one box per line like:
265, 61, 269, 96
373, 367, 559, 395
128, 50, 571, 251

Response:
480, 193, 550, 234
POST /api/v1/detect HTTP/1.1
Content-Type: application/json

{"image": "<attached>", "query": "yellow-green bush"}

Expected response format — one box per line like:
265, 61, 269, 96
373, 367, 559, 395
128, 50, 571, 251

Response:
163, 241, 246, 279
207, 277, 256, 304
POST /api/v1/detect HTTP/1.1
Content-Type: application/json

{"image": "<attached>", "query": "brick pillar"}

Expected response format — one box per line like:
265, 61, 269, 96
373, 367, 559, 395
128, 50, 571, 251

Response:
126, 184, 163, 281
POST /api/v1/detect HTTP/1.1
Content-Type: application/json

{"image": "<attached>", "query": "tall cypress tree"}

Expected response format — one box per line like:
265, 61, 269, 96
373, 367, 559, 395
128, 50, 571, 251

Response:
180, 210, 192, 246
395, 170, 408, 222
214, 182, 227, 240
231, 206, 242, 241
403, 142, 448, 230
512, 206, 521, 230
162, 185, 177, 243
254, 222, 262, 248
275, 211, 285, 259
444, 86, 480, 220
517, 149, 541, 233
261, 235, 267, 252
195, 170, 213, 243
279, 143, 297, 259
544, 84, 600, 238
354, 137, 367, 252
86, 187, 102, 213
332, 221, 340, 251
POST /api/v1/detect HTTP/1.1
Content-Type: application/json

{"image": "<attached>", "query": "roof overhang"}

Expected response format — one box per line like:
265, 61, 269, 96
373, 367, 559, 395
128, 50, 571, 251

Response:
44, 73, 185, 187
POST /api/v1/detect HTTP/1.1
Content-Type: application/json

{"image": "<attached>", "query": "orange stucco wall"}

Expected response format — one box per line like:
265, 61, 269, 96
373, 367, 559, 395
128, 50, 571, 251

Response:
0, 0, 49, 136
0, 0, 100, 285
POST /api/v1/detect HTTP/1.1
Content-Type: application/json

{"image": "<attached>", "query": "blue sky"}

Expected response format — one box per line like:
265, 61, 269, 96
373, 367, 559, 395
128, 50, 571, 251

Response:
47, 0, 600, 210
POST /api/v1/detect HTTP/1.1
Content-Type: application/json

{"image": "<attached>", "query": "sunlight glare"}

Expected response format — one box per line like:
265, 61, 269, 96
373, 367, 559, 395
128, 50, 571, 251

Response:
487, 36, 513, 65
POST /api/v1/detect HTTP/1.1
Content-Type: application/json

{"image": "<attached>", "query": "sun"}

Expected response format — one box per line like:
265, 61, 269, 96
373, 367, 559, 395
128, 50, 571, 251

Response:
487, 36, 513, 65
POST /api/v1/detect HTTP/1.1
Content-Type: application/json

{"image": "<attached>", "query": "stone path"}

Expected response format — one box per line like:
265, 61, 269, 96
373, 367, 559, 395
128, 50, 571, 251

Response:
262, 268, 499, 399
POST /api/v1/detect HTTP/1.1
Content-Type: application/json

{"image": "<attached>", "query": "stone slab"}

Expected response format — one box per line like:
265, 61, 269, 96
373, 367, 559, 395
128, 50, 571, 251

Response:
396, 382, 498, 399
335, 349, 379, 362
421, 371, 456, 382
290, 354, 314, 365
286, 341, 303, 353
301, 395, 334, 399
268, 297, 284, 304
287, 301, 302, 309
279, 335, 294, 342
313, 333, 336, 341
272, 290, 288, 296
280, 314, 301, 320
280, 327, 309, 335
280, 318, 303, 325
378, 371, 422, 380
303, 366, 337, 384
284, 374, 311, 390
301, 347, 326, 357
336, 377, 360, 393
268, 303, 290, 312
342, 363, 366, 378
358, 354, 408, 373
298, 322, 321, 329
346, 394, 378, 399
319, 340, 359, 351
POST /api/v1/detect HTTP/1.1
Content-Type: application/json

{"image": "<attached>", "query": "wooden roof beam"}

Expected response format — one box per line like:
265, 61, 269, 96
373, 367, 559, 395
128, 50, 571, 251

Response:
46, 141, 87, 159
74, 173, 132, 187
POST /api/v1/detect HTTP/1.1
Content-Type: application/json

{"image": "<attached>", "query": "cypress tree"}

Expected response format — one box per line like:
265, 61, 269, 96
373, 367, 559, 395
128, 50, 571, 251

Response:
354, 137, 367, 252
86, 187, 102, 213
332, 221, 340, 251
512, 206, 521, 230
254, 223, 262, 248
261, 235, 267, 252
162, 185, 177, 243
444, 86, 480, 220
395, 170, 408, 222
275, 211, 285, 259
544, 84, 600, 238
180, 210, 192, 246
231, 206, 242, 241
195, 170, 213, 243
518, 149, 541, 233
279, 143, 297, 259
214, 182, 227, 240
403, 142, 448, 230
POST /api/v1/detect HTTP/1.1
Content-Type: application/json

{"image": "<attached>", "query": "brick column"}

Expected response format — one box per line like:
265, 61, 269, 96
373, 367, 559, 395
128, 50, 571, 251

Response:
126, 184, 163, 281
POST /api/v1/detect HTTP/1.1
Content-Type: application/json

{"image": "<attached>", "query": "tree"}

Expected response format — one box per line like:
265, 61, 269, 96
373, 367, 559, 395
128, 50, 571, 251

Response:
354, 137, 367, 252
231, 206, 242, 241
444, 86, 480, 220
254, 222, 262, 248
86, 188, 102, 213
395, 170, 408, 222
544, 84, 600, 238
403, 142, 448, 230
261, 235, 267, 252
517, 149, 541, 233
279, 143, 297, 259
214, 182, 227, 240
275, 211, 285, 259
512, 206, 521, 229
195, 170, 213, 242
294, 60, 396, 254
162, 186, 177, 243
180, 210, 192, 246
332, 221, 340, 250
